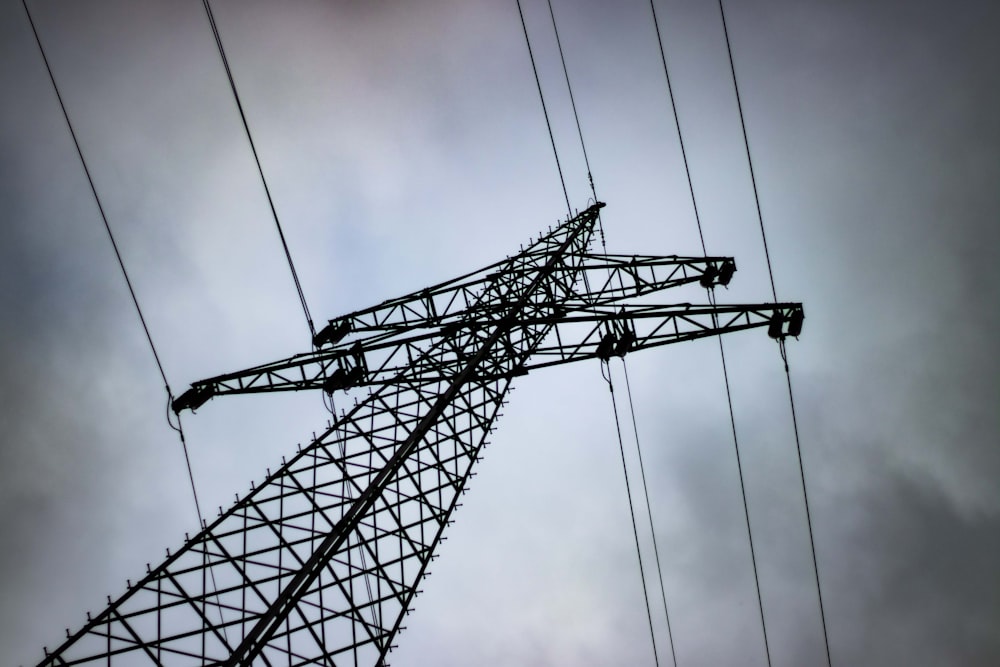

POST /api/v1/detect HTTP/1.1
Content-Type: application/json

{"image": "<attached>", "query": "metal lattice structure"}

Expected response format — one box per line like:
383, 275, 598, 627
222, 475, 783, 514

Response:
38, 202, 802, 666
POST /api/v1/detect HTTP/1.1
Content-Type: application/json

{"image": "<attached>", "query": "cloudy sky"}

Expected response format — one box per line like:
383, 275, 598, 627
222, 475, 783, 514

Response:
2, 0, 998, 665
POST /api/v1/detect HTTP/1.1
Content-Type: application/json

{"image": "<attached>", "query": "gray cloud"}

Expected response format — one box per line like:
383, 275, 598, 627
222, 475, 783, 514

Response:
2, 0, 997, 665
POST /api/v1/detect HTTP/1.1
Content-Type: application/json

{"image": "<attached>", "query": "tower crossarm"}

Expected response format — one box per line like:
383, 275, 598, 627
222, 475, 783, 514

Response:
305, 253, 733, 347
518, 301, 804, 372
173, 300, 802, 406
172, 254, 741, 412
564, 253, 738, 306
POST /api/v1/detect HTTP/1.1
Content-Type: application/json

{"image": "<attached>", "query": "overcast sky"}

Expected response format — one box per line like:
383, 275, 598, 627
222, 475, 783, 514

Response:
2, 0, 998, 665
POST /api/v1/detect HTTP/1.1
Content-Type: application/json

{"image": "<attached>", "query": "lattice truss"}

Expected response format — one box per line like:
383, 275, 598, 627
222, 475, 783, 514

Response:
39, 202, 802, 666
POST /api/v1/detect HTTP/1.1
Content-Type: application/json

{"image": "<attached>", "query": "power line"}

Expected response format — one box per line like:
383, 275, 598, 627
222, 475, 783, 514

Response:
647, 2, 772, 663
709, 293, 772, 667
542, 0, 611, 252
542, 6, 675, 660
515, 0, 572, 217
717, 2, 832, 664
604, 362, 661, 667
544, 0, 597, 203
23, 0, 225, 639
648, 0, 707, 257
716, 1, 776, 303
780, 339, 830, 662
201, 0, 316, 342
621, 362, 679, 667
541, 6, 676, 660
23, 0, 169, 395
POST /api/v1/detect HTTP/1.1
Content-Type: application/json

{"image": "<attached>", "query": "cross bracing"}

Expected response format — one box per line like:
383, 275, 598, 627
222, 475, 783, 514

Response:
38, 202, 802, 666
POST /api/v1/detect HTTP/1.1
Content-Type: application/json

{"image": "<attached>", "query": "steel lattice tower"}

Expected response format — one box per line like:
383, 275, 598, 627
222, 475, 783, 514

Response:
38, 202, 802, 666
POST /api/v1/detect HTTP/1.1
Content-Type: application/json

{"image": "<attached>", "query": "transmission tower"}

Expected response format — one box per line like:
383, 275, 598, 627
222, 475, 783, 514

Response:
37, 202, 802, 666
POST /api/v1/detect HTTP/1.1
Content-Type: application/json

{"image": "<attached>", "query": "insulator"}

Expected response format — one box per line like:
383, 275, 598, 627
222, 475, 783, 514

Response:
717, 259, 736, 285
615, 328, 636, 357
346, 365, 365, 385
787, 307, 805, 337
596, 331, 617, 361
322, 368, 348, 394
699, 263, 719, 288
171, 384, 215, 414
768, 313, 786, 339
313, 318, 351, 348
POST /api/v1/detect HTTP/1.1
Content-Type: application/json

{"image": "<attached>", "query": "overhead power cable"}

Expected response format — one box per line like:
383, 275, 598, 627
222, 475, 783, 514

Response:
543, 0, 610, 254
646, 2, 773, 665
716, 1, 776, 302
709, 293, 772, 665
603, 363, 661, 667
24, 0, 226, 638
515, 0, 572, 217
24, 1, 167, 397
648, 0, 707, 257
620, 363, 679, 667
544, 0, 597, 203
717, 1, 832, 664
201, 0, 316, 342
22, 0, 199, 514
542, 5, 676, 660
